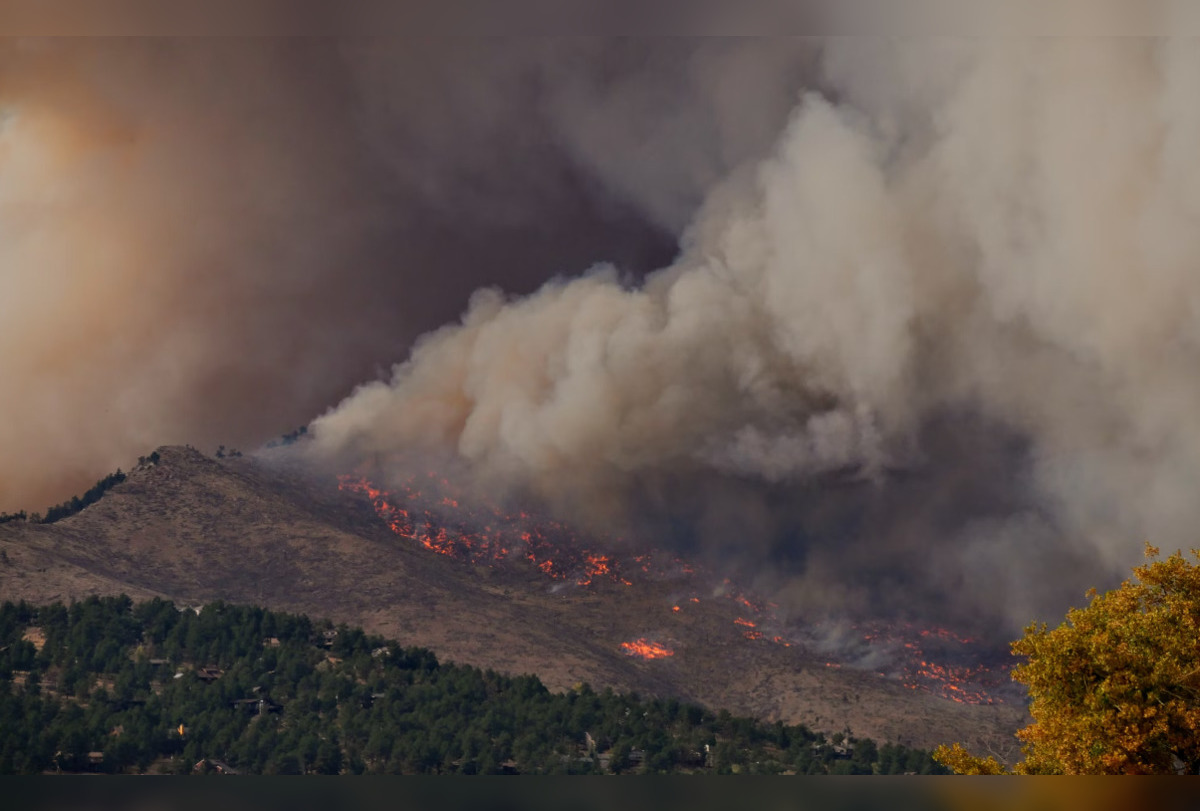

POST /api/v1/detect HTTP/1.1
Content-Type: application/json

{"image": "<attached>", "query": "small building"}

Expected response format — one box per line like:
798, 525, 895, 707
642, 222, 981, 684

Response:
193, 758, 239, 775
232, 697, 281, 715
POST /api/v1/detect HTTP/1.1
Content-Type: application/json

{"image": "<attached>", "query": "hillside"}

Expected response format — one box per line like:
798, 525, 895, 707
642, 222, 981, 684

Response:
0, 446, 1028, 753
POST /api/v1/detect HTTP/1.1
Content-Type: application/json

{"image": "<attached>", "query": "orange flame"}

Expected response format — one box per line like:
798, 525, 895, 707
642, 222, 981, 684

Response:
340, 471, 1004, 704
840, 620, 1010, 705
339, 472, 637, 585
620, 639, 675, 660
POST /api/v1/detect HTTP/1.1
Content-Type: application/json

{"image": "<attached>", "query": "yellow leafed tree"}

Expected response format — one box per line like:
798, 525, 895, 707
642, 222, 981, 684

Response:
936, 545, 1200, 774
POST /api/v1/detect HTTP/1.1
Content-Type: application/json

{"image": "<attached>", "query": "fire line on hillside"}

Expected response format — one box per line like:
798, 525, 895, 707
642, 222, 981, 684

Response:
620, 639, 675, 660
338, 472, 1014, 705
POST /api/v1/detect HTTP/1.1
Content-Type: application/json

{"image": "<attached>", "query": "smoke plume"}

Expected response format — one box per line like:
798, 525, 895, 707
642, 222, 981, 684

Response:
2, 38, 814, 512
312, 27, 1200, 630
7, 28, 1200, 633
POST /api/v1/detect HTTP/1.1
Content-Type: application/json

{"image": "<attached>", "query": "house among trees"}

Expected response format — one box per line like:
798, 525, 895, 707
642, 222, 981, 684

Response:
231, 697, 281, 715
193, 758, 239, 775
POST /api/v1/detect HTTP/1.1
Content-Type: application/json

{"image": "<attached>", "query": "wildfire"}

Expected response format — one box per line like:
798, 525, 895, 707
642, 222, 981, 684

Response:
338, 470, 1006, 704
576, 553, 632, 587
338, 473, 640, 585
820, 620, 1014, 706
620, 639, 675, 660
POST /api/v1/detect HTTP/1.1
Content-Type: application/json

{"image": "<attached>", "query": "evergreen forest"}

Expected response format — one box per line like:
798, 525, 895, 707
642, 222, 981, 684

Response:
0, 596, 947, 775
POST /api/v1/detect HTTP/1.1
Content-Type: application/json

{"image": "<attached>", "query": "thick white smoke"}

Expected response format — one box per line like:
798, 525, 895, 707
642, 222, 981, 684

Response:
312, 30, 1200, 627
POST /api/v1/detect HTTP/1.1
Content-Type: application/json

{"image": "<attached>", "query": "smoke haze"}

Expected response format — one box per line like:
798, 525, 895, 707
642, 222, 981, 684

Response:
312, 26, 1200, 629
2, 38, 815, 511
6, 26, 1200, 632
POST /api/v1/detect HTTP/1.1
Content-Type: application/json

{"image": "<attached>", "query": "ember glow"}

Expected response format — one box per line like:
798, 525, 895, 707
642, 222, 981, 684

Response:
620, 639, 675, 660
825, 621, 1015, 706
339, 470, 1009, 703
338, 473, 639, 586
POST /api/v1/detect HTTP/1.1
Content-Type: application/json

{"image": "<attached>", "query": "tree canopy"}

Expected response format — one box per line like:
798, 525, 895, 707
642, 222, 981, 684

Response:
936, 546, 1200, 775
0, 595, 944, 775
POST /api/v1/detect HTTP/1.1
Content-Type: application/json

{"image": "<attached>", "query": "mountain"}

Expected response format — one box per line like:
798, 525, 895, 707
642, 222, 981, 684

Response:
0, 446, 1028, 754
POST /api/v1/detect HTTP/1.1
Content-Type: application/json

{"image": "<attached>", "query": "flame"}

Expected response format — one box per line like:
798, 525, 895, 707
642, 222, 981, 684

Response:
575, 553, 631, 587
821, 620, 1012, 705
338, 470, 1005, 703
620, 639, 675, 660
339, 470, 721, 593
339, 473, 633, 584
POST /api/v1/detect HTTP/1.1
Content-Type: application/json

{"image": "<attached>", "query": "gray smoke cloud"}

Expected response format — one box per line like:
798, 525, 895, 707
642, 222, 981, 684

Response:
8, 24, 1199, 633
312, 23, 1200, 630
2, 38, 816, 512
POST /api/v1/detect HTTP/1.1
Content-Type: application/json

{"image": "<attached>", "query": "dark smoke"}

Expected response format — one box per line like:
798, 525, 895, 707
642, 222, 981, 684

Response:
2, 38, 816, 511
10, 30, 1197, 637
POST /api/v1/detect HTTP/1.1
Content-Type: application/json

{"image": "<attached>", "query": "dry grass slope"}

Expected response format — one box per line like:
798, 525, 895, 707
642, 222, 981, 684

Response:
0, 446, 1027, 753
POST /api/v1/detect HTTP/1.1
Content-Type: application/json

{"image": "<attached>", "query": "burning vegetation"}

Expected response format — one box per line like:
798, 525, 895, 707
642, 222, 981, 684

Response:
338, 470, 1011, 704
338, 474, 634, 586
620, 639, 675, 660
851, 622, 1013, 706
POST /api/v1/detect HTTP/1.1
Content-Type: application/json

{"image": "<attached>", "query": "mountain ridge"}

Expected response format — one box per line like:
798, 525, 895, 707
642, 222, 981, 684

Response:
0, 445, 1028, 754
